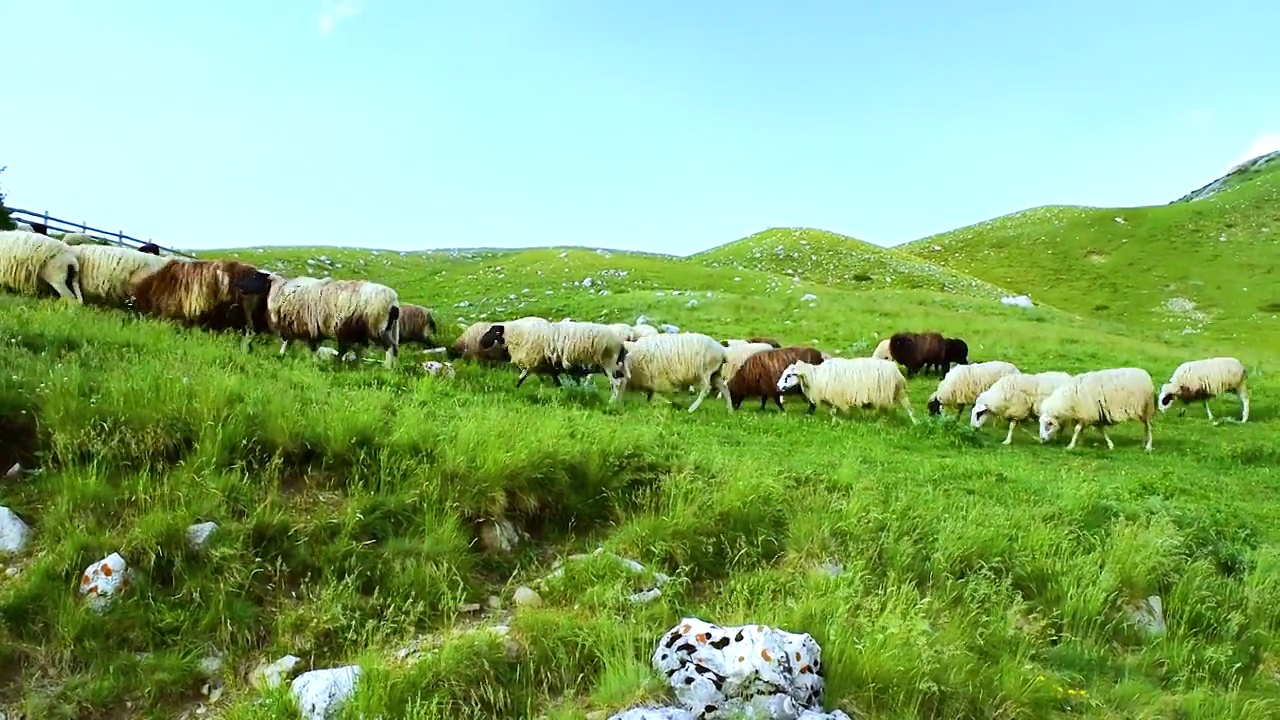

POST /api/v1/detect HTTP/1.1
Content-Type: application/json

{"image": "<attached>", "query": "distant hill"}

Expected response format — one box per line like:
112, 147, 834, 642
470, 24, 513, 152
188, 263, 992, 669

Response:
899, 155, 1280, 345
691, 227, 1010, 299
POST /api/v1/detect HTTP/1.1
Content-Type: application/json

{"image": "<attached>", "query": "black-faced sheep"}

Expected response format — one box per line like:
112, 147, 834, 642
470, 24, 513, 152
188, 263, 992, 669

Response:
1157, 356, 1249, 423
888, 331, 947, 377
129, 259, 271, 333
727, 345, 825, 411
776, 357, 915, 422
0, 230, 83, 301
479, 320, 626, 394
943, 337, 970, 367
971, 371, 1073, 444
71, 244, 174, 307
746, 336, 782, 348
241, 275, 403, 368
620, 333, 730, 412
926, 360, 1020, 417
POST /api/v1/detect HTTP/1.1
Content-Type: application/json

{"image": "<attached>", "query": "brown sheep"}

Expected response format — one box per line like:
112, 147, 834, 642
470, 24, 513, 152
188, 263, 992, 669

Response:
727, 345, 825, 411
398, 303, 437, 346
746, 336, 782, 348
128, 259, 272, 334
889, 331, 947, 378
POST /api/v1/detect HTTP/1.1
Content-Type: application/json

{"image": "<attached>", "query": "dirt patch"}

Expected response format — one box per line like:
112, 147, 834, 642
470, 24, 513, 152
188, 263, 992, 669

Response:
0, 412, 39, 474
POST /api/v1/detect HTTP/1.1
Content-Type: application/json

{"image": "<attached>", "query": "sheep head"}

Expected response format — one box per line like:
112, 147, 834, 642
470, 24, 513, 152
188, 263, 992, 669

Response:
970, 402, 991, 428
1156, 383, 1178, 412
926, 396, 943, 416
235, 270, 275, 297
775, 362, 806, 393
478, 324, 507, 350
1038, 414, 1062, 442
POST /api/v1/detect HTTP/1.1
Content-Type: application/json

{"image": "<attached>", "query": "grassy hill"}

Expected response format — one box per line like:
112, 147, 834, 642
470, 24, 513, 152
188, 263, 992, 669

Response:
692, 227, 1012, 299
899, 153, 1280, 348
2, 238, 1279, 719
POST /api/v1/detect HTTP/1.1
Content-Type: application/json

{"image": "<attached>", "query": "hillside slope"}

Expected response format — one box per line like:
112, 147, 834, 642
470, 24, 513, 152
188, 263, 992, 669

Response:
692, 227, 1012, 299
900, 157, 1280, 346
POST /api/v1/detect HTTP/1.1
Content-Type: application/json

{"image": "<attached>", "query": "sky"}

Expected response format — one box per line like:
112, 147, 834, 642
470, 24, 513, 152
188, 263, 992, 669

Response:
4, 0, 1279, 254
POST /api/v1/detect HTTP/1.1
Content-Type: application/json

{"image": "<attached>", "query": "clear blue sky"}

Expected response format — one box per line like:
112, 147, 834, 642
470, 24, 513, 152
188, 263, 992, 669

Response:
5, 0, 1278, 253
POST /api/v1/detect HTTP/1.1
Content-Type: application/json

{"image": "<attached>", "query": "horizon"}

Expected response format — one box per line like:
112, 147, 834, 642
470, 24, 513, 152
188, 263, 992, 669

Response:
5, 1, 1279, 254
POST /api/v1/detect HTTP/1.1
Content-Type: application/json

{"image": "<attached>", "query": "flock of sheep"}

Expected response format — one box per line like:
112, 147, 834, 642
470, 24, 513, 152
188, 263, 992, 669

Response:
0, 228, 1253, 451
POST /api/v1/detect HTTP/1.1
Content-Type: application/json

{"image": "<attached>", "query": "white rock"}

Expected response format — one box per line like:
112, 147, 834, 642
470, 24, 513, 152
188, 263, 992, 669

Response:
609, 708, 695, 720
685, 299, 698, 308
422, 360, 456, 378
799, 293, 817, 302
1126, 595, 1167, 637
79, 552, 130, 611
198, 654, 224, 679
1000, 295, 1034, 308
650, 617, 848, 720
513, 586, 543, 607
252, 654, 302, 690
477, 517, 521, 554
185, 522, 218, 551
636, 315, 652, 326
733, 277, 741, 281
4, 462, 22, 478
291, 665, 360, 720
0, 507, 31, 555
660, 324, 680, 334
315, 347, 339, 359
627, 588, 663, 604
583, 277, 594, 287
1114, 217, 1126, 224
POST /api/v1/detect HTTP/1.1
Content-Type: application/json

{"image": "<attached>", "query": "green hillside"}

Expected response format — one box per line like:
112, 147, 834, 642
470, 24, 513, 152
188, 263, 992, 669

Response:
2, 235, 1279, 719
900, 153, 1280, 347
691, 227, 1012, 299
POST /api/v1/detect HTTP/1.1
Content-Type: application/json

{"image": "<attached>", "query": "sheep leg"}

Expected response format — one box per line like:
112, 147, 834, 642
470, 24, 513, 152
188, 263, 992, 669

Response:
1142, 419, 1153, 451
687, 382, 711, 413
1003, 420, 1017, 445
515, 369, 531, 387
1066, 423, 1084, 449
278, 339, 290, 356
1239, 384, 1250, 423
772, 395, 785, 411
1203, 401, 1214, 421
807, 401, 817, 415
714, 374, 732, 412
1100, 427, 1115, 450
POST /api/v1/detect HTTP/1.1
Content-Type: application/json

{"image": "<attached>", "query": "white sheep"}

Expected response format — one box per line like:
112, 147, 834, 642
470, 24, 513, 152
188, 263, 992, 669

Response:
632, 323, 659, 339
0, 229, 83, 301
722, 342, 775, 382
871, 338, 892, 360
479, 320, 626, 396
258, 275, 402, 368
1038, 367, 1156, 451
608, 323, 638, 342
971, 371, 1073, 444
14, 222, 33, 232
620, 333, 731, 412
70, 244, 173, 305
776, 357, 915, 422
1157, 357, 1249, 423
926, 360, 1021, 418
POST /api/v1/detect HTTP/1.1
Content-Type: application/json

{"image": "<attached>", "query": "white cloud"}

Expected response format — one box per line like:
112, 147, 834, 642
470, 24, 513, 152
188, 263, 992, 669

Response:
318, 0, 365, 36
1224, 133, 1280, 174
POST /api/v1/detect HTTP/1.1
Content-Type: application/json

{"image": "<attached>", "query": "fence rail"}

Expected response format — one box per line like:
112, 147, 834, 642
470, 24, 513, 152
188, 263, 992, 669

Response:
8, 208, 197, 259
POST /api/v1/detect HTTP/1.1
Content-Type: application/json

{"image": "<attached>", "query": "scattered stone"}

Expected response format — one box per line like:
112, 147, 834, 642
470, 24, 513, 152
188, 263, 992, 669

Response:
79, 552, 131, 611
609, 709, 695, 720
0, 507, 31, 555
636, 314, 653, 326
1000, 295, 1034, 309
1114, 217, 1126, 224
197, 653, 224, 680
251, 654, 302, 690
685, 299, 698, 308
616, 617, 852, 720
486, 594, 502, 610
1125, 595, 1167, 637
513, 586, 543, 608
660, 324, 680, 334
4, 566, 19, 577
4, 462, 22, 478
185, 522, 218, 551
815, 560, 842, 577
477, 517, 522, 554
583, 277, 594, 287
315, 347, 339, 359
459, 602, 483, 613
420, 346, 448, 357
291, 665, 360, 720
627, 588, 663, 604
422, 360, 456, 378
800, 293, 817, 302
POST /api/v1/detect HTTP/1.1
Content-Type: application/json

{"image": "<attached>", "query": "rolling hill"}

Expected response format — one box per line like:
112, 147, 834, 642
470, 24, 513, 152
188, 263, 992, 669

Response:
900, 152, 1280, 347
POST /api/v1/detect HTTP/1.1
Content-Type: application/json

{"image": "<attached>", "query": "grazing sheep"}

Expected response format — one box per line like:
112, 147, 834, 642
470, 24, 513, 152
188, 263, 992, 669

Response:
608, 323, 638, 342
746, 336, 782, 348
246, 275, 403, 368
776, 357, 915, 422
0, 230, 83, 301
1157, 357, 1250, 423
927, 360, 1021, 417
871, 338, 892, 360
943, 337, 970, 366
449, 316, 548, 362
1038, 368, 1156, 451
479, 320, 627, 394
632, 323, 659, 339
398, 303, 437, 346
727, 345, 825, 411
70, 244, 173, 306
971, 371, 1073, 444
722, 342, 776, 383
888, 331, 947, 377
620, 333, 730, 412
130, 259, 272, 333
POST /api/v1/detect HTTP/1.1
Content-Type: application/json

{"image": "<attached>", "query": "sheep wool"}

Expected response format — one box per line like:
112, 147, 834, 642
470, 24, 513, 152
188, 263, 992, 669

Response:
727, 345, 825, 411
481, 320, 626, 395
632, 324, 659, 339
971, 371, 1073, 444
722, 342, 775, 382
71, 244, 173, 305
0, 230, 83, 301
777, 357, 914, 422
927, 360, 1020, 416
621, 332, 731, 413
871, 338, 892, 360
398, 303, 437, 346
1038, 367, 1156, 451
608, 323, 638, 342
265, 276, 402, 368
1157, 356, 1249, 423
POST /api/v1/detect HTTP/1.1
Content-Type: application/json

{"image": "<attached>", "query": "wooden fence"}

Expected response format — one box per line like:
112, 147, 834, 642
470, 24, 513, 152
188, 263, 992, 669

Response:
8, 207, 197, 259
